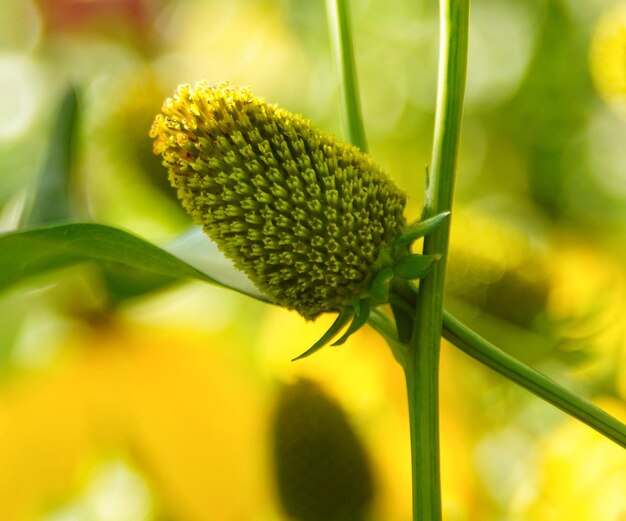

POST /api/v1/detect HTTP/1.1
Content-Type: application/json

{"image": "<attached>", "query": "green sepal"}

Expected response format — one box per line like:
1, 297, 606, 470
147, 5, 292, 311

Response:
369, 267, 394, 302
395, 211, 450, 246
332, 298, 372, 347
292, 308, 353, 361
394, 254, 440, 280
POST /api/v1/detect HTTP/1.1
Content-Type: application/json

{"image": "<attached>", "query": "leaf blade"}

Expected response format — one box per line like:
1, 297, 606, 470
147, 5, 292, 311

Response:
0, 222, 270, 303
20, 87, 79, 227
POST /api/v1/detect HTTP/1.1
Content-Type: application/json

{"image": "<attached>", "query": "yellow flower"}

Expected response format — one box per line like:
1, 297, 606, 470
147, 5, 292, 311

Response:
0, 321, 269, 520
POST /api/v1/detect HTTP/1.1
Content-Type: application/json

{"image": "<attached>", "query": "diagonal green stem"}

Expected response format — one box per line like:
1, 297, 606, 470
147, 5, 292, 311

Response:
375, 281, 626, 449
442, 312, 626, 449
404, 0, 469, 519
325, 0, 368, 151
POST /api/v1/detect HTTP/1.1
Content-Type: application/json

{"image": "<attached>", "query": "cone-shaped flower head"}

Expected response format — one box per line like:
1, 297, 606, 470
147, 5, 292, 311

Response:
150, 82, 407, 319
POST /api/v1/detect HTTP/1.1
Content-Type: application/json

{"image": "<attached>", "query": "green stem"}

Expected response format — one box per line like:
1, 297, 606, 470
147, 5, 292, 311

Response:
405, 0, 469, 519
442, 312, 626, 449
383, 278, 626, 448
325, 0, 368, 151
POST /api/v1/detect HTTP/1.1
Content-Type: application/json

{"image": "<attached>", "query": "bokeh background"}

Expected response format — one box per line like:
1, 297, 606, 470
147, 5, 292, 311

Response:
1, 0, 626, 519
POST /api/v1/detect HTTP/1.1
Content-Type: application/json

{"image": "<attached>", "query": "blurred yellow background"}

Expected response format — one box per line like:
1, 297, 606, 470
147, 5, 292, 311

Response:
1, 0, 626, 519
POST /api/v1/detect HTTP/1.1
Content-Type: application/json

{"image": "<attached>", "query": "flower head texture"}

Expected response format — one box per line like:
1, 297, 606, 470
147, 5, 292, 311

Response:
150, 82, 406, 319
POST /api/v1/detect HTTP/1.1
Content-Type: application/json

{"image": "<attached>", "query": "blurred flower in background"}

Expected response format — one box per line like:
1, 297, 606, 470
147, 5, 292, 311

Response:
590, 3, 626, 117
271, 378, 375, 521
0, 313, 275, 520
1, 0, 626, 519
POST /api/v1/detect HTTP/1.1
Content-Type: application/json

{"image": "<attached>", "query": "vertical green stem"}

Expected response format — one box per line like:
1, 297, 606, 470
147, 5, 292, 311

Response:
326, 0, 368, 151
404, 0, 469, 519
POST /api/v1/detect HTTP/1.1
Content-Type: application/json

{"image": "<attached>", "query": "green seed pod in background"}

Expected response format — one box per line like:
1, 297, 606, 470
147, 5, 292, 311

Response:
150, 82, 407, 320
271, 378, 375, 521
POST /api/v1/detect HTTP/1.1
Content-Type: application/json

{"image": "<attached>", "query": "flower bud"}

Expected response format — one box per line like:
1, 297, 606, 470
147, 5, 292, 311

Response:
150, 82, 407, 320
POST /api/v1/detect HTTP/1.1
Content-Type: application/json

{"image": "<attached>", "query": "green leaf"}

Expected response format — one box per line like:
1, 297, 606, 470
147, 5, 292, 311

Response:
395, 212, 450, 246
394, 254, 440, 280
292, 309, 353, 361
21, 87, 79, 227
332, 298, 371, 346
164, 227, 267, 301
0, 222, 270, 303
98, 263, 179, 302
